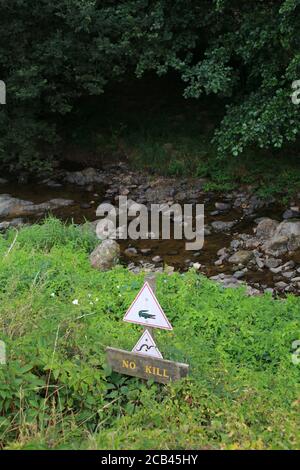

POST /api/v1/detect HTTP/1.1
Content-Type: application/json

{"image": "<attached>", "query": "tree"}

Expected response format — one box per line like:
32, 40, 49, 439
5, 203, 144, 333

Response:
0, 0, 299, 172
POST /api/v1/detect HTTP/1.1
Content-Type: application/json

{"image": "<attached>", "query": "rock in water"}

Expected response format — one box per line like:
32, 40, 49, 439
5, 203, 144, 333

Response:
0, 194, 74, 217
262, 220, 300, 256
255, 218, 279, 240
228, 250, 253, 265
215, 202, 231, 211
211, 220, 236, 232
90, 240, 120, 271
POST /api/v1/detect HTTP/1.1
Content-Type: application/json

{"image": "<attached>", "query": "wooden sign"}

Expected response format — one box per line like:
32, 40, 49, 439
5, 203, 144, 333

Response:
106, 347, 189, 384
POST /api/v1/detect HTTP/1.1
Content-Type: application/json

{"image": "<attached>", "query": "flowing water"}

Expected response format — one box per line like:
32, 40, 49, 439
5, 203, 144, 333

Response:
0, 179, 287, 289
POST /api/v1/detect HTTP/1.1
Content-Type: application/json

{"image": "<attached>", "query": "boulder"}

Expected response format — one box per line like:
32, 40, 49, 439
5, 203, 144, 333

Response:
263, 236, 289, 257
262, 221, 300, 255
255, 218, 279, 240
90, 240, 120, 271
275, 220, 300, 238
0, 194, 74, 218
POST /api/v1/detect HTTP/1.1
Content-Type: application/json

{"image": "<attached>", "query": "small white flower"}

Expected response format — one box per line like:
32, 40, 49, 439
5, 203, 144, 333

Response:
117, 285, 120, 289
95, 298, 99, 302
50, 293, 55, 297
72, 299, 79, 305
89, 301, 93, 305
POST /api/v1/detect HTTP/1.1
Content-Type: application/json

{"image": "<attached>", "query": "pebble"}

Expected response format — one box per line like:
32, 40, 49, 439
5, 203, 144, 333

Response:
192, 262, 201, 270
124, 247, 138, 256
215, 202, 231, 211
233, 270, 245, 279
270, 266, 283, 274
140, 248, 152, 255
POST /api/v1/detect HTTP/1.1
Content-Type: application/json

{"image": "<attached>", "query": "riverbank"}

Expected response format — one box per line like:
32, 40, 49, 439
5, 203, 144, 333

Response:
2, 164, 300, 296
0, 219, 299, 449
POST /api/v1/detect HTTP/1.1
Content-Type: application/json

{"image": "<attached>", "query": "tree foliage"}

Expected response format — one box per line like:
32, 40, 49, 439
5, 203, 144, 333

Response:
0, 0, 300, 171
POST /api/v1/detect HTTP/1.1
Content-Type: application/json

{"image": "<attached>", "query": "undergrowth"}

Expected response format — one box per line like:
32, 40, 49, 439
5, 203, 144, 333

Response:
0, 219, 299, 449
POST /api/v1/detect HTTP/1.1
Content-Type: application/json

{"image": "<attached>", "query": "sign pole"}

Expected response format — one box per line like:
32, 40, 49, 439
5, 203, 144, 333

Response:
144, 272, 157, 340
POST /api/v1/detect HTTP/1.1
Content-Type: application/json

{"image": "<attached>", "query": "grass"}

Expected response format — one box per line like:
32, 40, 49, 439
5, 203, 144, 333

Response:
0, 219, 299, 449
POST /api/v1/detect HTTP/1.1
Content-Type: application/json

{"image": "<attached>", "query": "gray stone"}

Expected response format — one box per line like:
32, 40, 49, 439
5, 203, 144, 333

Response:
283, 209, 300, 219
215, 202, 231, 211
233, 270, 245, 279
228, 250, 253, 265
65, 168, 105, 186
255, 257, 265, 269
264, 288, 274, 295
0, 218, 24, 231
217, 247, 228, 257
211, 220, 236, 232
282, 260, 295, 270
90, 240, 120, 271
287, 234, 300, 252
275, 281, 288, 290
265, 257, 281, 269
282, 270, 296, 279
140, 248, 152, 255
152, 255, 163, 263
124, 247, 138, 257
270, 266, 283, 274
276, 220, 300, 238
230, 239, 240, 250
0, 195, 74, 218
263, 236, 289, 257
255, 218, 279, 240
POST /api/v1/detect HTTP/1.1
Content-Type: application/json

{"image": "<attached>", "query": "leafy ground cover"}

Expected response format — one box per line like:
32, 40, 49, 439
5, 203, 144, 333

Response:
0, 219, 299, 449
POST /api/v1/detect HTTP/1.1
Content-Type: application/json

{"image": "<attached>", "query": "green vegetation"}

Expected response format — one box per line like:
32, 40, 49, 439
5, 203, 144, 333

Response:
1, 1, 300, 173
0, 219, 299, 450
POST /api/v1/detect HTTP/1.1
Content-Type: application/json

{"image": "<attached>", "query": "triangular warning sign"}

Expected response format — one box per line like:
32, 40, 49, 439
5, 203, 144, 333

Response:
123, 282, 173, 330
132, 329, 163, 358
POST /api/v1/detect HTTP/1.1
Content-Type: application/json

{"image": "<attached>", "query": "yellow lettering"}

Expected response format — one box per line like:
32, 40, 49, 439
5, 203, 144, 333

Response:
145, 365, 152, 374
129, 361, 136, 369
163, 369, 169, 378
122, 360, 129, 368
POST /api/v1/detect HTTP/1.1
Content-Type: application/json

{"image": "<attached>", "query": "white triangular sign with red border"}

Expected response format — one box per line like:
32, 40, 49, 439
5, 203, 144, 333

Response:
132, 329, 163, 358
123, 282, 173, 330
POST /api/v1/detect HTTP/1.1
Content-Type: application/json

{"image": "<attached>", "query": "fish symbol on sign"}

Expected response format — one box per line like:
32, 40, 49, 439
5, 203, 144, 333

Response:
138, 309, 156, 320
